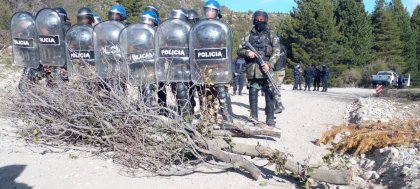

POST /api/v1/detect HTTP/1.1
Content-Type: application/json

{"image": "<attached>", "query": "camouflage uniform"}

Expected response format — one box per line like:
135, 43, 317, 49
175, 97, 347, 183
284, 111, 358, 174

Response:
272, 41, 287, 113
238, 26, 280, 125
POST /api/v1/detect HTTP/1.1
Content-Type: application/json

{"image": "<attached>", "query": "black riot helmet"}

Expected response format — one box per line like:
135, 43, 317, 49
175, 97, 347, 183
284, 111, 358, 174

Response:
77, 7, 94, 25
170, 8, 188, 20
252, 9, 268, 24
187, 10, 199, 24
53, 7, 70, 22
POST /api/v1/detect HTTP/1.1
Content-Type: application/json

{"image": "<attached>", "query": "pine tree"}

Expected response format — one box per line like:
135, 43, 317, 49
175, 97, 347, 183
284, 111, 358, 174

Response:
285, 0, 341, 67
371, 0, 404, 72
411, 5, 420, 80
335, 0, 373, 66
118, 0, 148, 24
391, 0, 416, 74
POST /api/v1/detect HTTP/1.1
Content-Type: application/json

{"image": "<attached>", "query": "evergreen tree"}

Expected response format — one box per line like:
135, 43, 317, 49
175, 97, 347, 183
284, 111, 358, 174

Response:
411, 5, 420, 80
285, 0, 341, 67
371, 0, 404, 72
118, 0, 148, 24
335, 0, 373, 66
391, 0, 416, 74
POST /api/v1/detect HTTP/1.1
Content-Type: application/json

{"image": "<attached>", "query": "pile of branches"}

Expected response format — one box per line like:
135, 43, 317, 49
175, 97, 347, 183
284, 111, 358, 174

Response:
317, 120, 420, 156
5, 70, 351, 185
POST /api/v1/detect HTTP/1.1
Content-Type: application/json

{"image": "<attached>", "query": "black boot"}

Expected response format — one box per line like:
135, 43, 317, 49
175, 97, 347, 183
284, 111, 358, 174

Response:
139, 84, 154, 107
216, 86, 233, 123
274, 100, 285, 114
249, 88, 259, 121
264, 89, 276, 126
175, 82, 192, 119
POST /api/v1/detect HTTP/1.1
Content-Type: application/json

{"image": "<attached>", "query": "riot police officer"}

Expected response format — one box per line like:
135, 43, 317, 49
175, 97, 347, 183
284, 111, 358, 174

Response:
195, 0, 233, 123
304, 64, 314, 91
293, 64, 302, 90
144, 5, 160, 26
12, 12, 43, 90
108, 4, 129, 26
155, 8, 191, 117
53, 8, 71, 32
187, 9, 200, 24
313, 64, 321, 91
137, 10, 159, 106
237, 9, 281, 126
77, 7, 94, 26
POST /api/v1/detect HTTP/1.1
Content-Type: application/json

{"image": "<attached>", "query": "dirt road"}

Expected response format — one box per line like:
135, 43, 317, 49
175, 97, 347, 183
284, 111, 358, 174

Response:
0, 83, 375, 189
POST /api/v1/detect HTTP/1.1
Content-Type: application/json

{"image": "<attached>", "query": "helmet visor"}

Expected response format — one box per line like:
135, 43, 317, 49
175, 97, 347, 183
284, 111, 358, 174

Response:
203, 7, 218, 19
108, 12, 122, 21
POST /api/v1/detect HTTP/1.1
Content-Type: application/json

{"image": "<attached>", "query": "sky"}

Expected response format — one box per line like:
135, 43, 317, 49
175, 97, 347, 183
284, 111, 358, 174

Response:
217, 0, 420, 14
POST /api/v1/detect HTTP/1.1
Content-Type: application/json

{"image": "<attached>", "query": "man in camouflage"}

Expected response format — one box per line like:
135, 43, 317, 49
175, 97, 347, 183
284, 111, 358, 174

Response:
272, 36, 286, 114
237, 10, 281, 126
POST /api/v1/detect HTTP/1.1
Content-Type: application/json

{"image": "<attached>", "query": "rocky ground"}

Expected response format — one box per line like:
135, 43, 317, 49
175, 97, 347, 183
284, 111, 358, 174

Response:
324, 94, 420, 189
0, 64, 418, 189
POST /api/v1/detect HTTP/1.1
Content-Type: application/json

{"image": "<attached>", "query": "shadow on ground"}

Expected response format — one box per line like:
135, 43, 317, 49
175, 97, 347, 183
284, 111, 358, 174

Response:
0, 165, 32, 189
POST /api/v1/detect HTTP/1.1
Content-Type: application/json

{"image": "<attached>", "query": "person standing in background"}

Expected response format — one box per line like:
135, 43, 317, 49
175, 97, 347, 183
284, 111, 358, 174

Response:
293, 64, 302, 90
232, 57, 246, 96
303, 64, 313, 91
313, 64, 321, 91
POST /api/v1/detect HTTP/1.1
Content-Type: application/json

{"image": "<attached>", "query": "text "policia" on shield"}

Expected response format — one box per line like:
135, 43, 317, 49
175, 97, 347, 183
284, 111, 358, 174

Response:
127, 51, 155, 63
69, 50, 95, 60
159, 47, 189, 58
194, 48, 227, 60
39, 35, 60, 45
13, 38, 34, 48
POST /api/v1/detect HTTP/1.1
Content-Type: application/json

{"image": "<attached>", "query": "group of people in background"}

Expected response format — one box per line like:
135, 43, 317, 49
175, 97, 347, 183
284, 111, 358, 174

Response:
294, 64, 329, 92
231, 58, 330, 96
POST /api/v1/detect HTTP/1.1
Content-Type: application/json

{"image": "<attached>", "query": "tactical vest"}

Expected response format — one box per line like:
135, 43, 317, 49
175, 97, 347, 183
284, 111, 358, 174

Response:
248, 30, 273, 61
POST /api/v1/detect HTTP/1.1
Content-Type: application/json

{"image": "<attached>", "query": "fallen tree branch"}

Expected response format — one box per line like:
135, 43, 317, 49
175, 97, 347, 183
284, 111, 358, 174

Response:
209, 139, 352, 185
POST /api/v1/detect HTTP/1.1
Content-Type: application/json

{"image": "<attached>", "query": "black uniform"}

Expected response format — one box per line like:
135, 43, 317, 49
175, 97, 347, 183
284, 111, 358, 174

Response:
303, 66, 313, 91
232, 57, 246, 95
313, 65, 321, 91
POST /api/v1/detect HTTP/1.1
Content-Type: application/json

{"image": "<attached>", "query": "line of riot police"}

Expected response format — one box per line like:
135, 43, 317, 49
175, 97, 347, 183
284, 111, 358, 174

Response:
10, 1, 235, 125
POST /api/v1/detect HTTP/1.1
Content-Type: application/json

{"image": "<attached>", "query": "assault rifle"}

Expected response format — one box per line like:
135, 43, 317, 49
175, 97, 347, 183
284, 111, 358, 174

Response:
245, 41, 281, 96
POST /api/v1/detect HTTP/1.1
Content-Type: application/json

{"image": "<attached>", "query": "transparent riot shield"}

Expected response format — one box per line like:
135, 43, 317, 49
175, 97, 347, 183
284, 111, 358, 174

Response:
119, 23, 155, 86
93, 21, 125, 79
11, 12, 40, 68
155, 19, 191, 82
35, 8, 67, 67
190, 19, 232, 85
65, 24, 95, 77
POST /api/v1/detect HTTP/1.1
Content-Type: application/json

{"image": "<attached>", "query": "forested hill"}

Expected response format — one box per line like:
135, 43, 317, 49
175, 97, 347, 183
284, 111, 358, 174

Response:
0, 0, 419, 87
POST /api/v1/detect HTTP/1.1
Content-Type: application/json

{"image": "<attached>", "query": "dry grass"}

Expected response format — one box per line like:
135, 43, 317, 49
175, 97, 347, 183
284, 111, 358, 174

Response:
317, 120, 420, 156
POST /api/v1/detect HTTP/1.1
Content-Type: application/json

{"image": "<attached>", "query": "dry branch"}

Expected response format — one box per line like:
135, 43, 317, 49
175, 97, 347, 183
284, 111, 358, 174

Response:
4, 72, 351, 185
209, 139, 352, 185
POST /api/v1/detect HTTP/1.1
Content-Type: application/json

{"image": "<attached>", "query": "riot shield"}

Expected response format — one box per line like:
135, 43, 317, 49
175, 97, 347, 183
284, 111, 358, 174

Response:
10, 12, 40, 68
93, 21, 126, 79
155, 19, 191, 82
119, 24, 155, 86
190, 19, 232, 85
65, 24, 95, 77
35, 8, 67, 67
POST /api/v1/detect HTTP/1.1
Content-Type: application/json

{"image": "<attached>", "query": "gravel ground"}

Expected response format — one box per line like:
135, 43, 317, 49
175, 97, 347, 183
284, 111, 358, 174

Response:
0, 67, 383, 189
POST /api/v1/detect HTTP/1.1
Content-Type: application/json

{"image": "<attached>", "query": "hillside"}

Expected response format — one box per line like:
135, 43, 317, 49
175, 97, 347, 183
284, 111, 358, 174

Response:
0, 0, 288, 58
